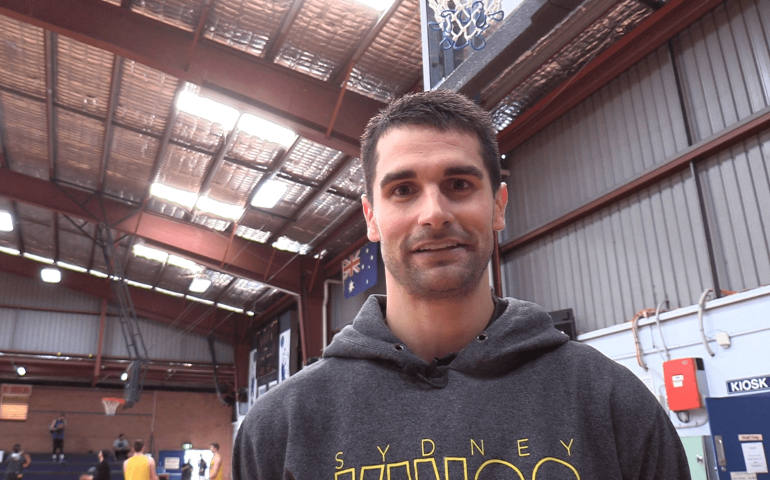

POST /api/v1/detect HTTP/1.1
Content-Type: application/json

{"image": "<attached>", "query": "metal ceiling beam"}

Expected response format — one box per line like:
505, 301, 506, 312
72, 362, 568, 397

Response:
0, 252, 237, 340
497, 0, 722, 153
97, 56, 124, 191
266, 154, 355, 244
0, 0, 384, 157
43, 30, 57, 180
0, 168, 304, 293
329, 0, 404, 86
262, 0, 305, 62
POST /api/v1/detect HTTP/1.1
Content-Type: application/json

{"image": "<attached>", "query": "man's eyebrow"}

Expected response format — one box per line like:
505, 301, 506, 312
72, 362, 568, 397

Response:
445, 165, 484, 179
379, 170, 416, 189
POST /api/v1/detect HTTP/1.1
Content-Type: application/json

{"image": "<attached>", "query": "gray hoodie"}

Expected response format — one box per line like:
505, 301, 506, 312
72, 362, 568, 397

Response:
234, 295, 691, 479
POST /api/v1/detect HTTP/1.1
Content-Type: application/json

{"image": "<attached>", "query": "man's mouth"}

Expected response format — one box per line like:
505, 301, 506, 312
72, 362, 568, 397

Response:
413, 241, 465, 253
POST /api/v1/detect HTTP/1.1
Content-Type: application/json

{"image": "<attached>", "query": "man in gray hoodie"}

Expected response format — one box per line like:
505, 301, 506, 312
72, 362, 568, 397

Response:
234, 90, 691, 479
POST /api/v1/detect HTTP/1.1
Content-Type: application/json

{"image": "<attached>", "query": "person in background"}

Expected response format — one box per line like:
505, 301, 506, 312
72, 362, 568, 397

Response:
180, 459, 193, 480
49, 412, 66, 463
123, 439, 157, 480
113, 434, 130, 461
197, 456, 206, 480
3, 444, 31, 480
94, 450, 111, 480
208, 444, 222, 480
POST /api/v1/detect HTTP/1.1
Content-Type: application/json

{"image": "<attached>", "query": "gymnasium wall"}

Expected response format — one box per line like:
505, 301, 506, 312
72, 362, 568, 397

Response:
501, 0, 770, 333
0, 385, 233, 479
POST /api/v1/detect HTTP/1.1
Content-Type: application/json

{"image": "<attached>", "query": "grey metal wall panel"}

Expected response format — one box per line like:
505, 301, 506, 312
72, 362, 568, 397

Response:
698, 128, 770, 291
503, 45, 689, 240
3, 309, 99, 354
502, 171, 711, 333
674, 0, 770, 142
0, 271, 99, 311
0, 308, 19, 350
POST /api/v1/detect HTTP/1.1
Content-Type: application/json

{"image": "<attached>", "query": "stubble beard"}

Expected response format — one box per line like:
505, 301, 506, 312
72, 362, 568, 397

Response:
382, 234, 493, 299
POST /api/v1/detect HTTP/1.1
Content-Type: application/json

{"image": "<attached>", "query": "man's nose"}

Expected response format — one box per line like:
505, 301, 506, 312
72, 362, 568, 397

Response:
416, 187, 453, 227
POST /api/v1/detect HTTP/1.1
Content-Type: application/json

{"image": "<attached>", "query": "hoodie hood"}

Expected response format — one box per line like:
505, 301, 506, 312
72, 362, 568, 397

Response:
323, 295, 568, 386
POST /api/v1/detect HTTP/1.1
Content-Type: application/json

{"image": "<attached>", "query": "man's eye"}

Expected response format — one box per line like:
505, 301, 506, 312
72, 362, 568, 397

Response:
450, 179, 471, 190
392, 184, 414, 197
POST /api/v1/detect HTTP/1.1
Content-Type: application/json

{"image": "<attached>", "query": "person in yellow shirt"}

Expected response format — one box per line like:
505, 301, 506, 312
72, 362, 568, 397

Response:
123, 439, 158, 480
208, 443, 223, 480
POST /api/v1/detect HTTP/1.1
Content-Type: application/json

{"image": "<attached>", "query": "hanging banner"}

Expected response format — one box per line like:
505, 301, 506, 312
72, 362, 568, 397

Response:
278, 329, 291, 383
342, 242, 378, 298
248, 349, 258, 408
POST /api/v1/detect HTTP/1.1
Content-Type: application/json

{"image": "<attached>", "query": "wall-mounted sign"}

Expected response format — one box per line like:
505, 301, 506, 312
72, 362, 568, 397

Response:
726, 375, 770, 394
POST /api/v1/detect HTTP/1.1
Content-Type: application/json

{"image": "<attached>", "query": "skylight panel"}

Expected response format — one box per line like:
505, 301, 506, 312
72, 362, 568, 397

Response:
176, 86, 239, 130
238, 114, 297, 148
133, 243, 169, 263
196, 195, 245, 221
0, 210, 13, 232
250, 180, 288, 209
150, 183, 198, 209
272, 236, 311, 255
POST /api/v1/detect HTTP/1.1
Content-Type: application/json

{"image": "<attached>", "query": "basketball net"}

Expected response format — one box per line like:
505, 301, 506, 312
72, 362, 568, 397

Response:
101, 397, 125, 416
427, 0, 504, 50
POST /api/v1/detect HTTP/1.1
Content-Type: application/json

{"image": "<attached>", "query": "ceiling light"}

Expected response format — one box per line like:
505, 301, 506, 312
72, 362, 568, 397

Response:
40, 267, 61, 283
120, 371, 128, 382
0, 246, 21, 256
217, 303, 244, 314
176, 86, 239, 130
15, 365, 27, 377
272, 235, 311, 255
250, 180, 287, 209
235, 225, 271, 244
125, 279, 153, 289
155, 287, 185, 298
0, 210, 13, 232
246, 311, 255, 317
133, 243, 169, 263
23, 252, 55, 264
167, 255, 203, 273
195, 196, 245, 221
189, 277, 211, 293
56, 261, 87, 273
353, 0, 395, 10
149, 183, 198, 209
89, 269, 108, 278
186, 294, 214, 305
238, 114, 297, 148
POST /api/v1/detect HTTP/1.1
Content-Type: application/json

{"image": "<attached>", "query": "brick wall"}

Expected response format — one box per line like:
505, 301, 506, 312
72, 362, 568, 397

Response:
0, 385, 233, 479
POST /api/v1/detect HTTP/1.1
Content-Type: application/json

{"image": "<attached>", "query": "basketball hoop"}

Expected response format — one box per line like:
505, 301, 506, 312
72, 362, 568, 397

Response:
101, 397, 125, 416
427, 0, 504, 50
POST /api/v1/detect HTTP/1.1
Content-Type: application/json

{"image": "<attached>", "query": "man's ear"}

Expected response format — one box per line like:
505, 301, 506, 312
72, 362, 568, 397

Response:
361, 194, 381, 242
493, 182, 508, 232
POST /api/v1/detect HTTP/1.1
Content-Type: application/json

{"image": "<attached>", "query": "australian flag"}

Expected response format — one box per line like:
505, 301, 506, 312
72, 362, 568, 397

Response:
342, 242, 378, 298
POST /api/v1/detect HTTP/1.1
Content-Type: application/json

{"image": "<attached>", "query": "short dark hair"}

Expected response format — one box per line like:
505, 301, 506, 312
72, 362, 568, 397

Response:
360, 90, 501, 198
12, 444, 21, 453
134, 439, 144, 452
210, 442, 219, 451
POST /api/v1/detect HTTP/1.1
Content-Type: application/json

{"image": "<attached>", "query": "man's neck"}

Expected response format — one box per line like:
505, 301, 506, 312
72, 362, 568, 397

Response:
384, 274, 495, 363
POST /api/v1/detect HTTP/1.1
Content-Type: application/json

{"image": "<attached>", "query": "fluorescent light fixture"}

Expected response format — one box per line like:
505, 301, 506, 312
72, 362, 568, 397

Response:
250, 180, 287, 209
120, 371, 128, 382
40, 267, 61, 283
155, 287, 185, 298
56, 261, 87, 273
186, 294, 214, 305
0, 246, 21, 256
353, 0, 395, 10
246, 311, 255, 317
313, 249, 328, 260
0, 210, 13, 232
15, 365, 27, 377
189, 277, 211, 293
133, 243, 169, 263
167, 255, 203, 273
23, 252, 55, 264
149, 183, 198, 209
195, 196, 245, 221
238, 114, 297, 148
217, 303, 244, 314
235, 225, 271, 244
176, 87, 239, 130
125, 279, 153, 290
272, 235, 311, 255
109, 275, 123, 281
89, 269, 108, 278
